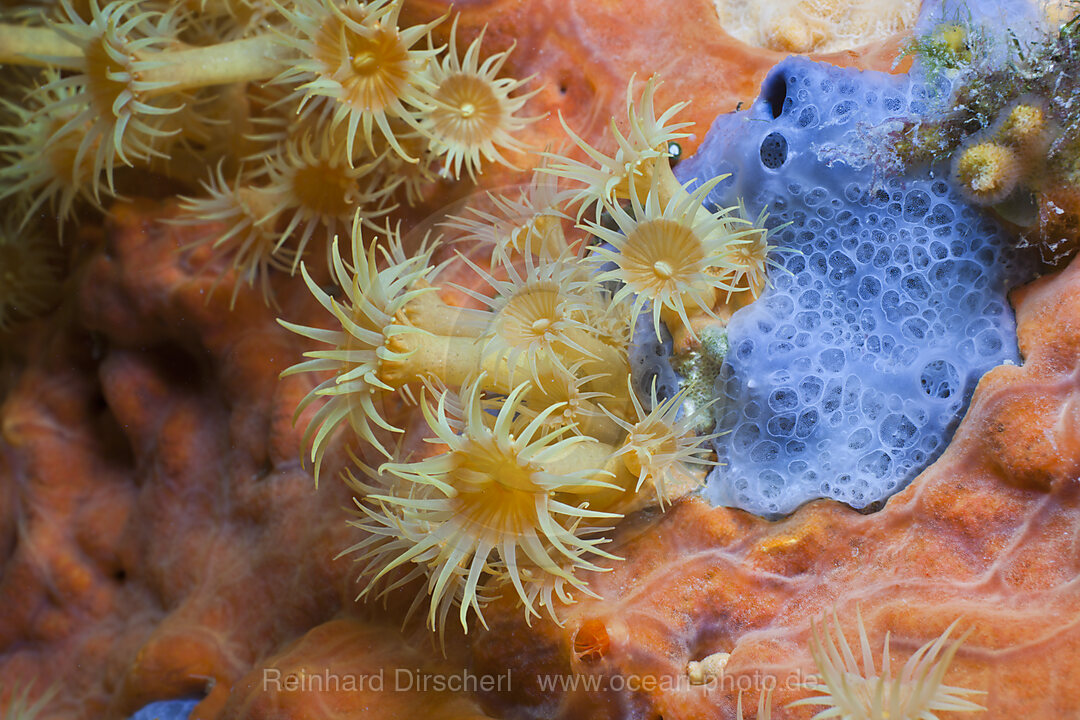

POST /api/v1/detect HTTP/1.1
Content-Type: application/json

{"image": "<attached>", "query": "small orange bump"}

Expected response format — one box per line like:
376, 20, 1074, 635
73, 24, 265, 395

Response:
573, 618, 610, 664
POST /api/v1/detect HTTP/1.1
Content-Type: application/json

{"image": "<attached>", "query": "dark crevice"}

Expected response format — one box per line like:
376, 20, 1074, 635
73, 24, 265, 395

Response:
762, 72, 788, 119
145, 343, 207, 393
89, 385, 136, 471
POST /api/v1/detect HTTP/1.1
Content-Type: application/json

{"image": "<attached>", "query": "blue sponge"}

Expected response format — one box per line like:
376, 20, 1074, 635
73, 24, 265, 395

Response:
671, 56, 1036, 517
127, 699, 199, 720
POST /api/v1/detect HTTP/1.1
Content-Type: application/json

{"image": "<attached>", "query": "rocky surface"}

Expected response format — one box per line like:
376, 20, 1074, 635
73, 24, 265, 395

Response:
6, 1, 1048, 719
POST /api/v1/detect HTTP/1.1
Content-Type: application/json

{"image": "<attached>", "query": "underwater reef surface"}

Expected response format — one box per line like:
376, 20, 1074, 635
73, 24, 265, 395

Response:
0, 1, 907, 718
2, 1, 1080, 720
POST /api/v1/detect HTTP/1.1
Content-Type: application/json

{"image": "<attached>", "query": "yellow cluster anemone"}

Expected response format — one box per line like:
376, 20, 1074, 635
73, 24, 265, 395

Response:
790, 609, 985, 720
717, 202, 790, 305
513, 363, 622, 443
0, 222, 60, 332
347, 377, 619, 632
259, 135, 394, 269
420, 18, 538, 181
453, 250, 627, 391
544, 74, 692, 217
269, 71, 786, 633
44, 0, 186, 197
584, 172, 757, 340
175, 163, 292, 308
279, 220, 438, 483
442, 160, 573, 265
339, 471, 501, 645
280, 206, 722, 631
606, 382, 717, 509
0, 71, 99, 227
273, 0, 445, 162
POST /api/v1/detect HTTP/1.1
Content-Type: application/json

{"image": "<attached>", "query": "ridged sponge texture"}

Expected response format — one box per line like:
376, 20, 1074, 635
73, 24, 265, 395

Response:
674, 57, 1036, 517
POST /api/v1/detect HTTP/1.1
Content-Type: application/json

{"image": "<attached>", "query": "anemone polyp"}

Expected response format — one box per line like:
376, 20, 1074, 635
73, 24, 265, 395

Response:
275, 0, 445, 162
0, 74, 99, 228
544, 74, 692, 214
719, 228, 771, 299
516, 370, 622, 445
790, 609, 985, 720
176, 164, 293, 308
421, 19, 538, 181
585, 172, 756, 340
278, 219, 436, 481
951, 140, 1020, 205
45, 0, 185, 196
606, 382, 716, 508
0, 226, 59, 331
453, 251, 625, 389
442, 162, 572, 265
713, 202, 785, 302
369, 125, 439, 206
355, 377, 618, 632
260, 136, 393, 270
179, 0, 276, 41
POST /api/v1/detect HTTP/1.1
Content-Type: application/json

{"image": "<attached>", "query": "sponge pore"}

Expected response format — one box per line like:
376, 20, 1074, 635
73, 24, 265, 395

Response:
672, 57, 1036, 517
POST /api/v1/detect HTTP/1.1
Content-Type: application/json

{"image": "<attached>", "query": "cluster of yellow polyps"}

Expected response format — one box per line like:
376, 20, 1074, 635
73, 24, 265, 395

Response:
281, 75, 783, 634
952, 98, 1055, 206
0, 0, 536, 306
0, 0, 782, 635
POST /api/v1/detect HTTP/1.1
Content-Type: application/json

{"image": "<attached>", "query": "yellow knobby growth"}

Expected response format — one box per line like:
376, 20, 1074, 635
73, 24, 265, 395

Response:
951, 141, 1020, 205
998, 103, 1046, 148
